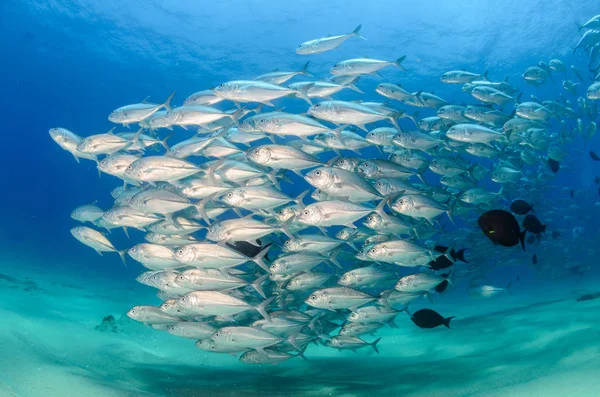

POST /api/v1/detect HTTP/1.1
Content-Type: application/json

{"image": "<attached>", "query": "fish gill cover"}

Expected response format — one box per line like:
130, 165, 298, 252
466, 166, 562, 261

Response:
3, 0, 600, 395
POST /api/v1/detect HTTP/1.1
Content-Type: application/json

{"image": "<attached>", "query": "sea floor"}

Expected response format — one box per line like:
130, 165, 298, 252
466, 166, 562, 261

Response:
1, 258, 599, 397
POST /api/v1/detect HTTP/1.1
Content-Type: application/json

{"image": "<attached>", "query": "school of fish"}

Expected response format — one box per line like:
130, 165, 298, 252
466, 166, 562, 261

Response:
49, 19, 600, 364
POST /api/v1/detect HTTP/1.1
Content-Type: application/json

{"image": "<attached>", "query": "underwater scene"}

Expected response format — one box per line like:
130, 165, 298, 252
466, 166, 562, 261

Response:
2, 0, 600, 396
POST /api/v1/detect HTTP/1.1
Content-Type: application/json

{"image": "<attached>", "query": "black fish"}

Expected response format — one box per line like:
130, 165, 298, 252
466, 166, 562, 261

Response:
532, 253, 538, 265
551, 231, 561, 239
522, 214, 546, 234
428, 255, 453, 271
510, 199, 534, 215
576, 292, 600, 302
450, 248, 468, 263
226, 240, 270, 259
434, 280, 450, 293
434, 245, 450, 254
433, 246, 468, 263
410, 309, 454, 329
590, 151, 600, 161
478, 210, 527, 250
547, 158, 560, 173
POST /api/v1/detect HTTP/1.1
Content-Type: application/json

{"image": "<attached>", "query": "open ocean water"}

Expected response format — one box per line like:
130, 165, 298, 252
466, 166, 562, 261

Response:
1, 0, 600, 396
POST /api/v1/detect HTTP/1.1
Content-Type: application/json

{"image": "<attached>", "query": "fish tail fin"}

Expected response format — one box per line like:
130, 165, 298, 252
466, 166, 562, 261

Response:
519, 229, 527, 251
370, 337, 382, 354
251, 273, 269, 299
163, 90, 177, 112
352, 24, 367, 40
251, 245, 271, 273
117, 249, 128, 267
255, 296, 274, 322
443, 316, 455, 329
394, 55, 407, 72
279, 218, 296, 240
515, 92, 523, 103
195, 192, 218, 226
483, 69, 489, 80
299, 61, 313, 77
389, 110, 404, 130
424, 292, 434, 303
451, 248, 468, 263
347, 84, 364, 94
295, 189, 310, 206
327, 246, 343, 269
131, 127, 145, 150
467, 163, 479, 181
386, 315, 399, 329
331, 125, 348, 145
496, 185, 506, 201
410, 110, 420, 126
229, 106, 246, 127
379, 290, 393, 311
296, 83, 314, 105
446, 197, 457, 225
374, 195, 390, 219
505, 282, 513, 296
295, 344, 309, 360
160, 131, 175, 151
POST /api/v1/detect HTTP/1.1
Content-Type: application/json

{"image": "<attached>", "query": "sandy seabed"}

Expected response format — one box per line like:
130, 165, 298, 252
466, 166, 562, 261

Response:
1, 259, 599, 397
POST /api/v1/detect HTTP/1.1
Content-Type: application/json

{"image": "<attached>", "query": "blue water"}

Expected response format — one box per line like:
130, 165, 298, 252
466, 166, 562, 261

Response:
1, 0, 600, 396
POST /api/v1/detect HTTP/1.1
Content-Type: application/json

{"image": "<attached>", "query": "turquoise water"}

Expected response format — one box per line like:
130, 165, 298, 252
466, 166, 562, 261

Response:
2, 0, 600, 396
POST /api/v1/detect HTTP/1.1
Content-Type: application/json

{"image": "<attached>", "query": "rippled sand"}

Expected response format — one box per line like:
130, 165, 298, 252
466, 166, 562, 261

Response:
1, 262, 599, 397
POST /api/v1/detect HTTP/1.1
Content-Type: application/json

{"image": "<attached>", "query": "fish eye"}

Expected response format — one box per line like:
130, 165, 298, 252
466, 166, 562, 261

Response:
177, 249, 183, 255
208, 228, 213, 232
228, 193, 233, 197
260, 119, 266, 123
315, 104, 321, 107
310, 295, 317, 300
315, 171, 321, 176
376, 182, 382, 186
253, 149, 259, 155
370, 248, 376, 254
303, 210, 309, 215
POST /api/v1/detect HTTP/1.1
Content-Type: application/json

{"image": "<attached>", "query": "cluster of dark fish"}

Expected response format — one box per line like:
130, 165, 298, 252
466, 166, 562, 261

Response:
49, 17, 600, 364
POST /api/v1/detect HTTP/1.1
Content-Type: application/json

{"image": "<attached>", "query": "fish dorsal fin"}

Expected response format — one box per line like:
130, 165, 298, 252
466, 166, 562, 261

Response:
141, 96, 151, 104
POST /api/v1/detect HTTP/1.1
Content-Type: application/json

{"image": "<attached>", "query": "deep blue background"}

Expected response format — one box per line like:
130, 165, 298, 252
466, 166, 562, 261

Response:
1, 0, 598, 280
